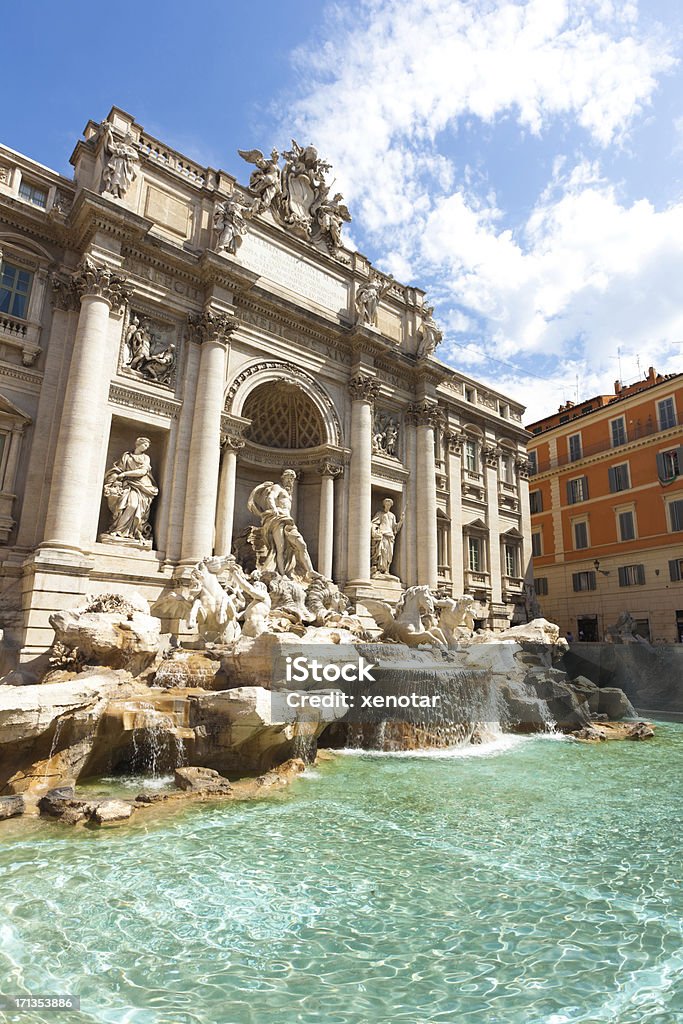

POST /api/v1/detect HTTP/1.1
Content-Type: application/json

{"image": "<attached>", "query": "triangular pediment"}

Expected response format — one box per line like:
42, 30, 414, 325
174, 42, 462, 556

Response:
465, 517, 488, 532
502, 526, 523, 539
0, 392, 31, 425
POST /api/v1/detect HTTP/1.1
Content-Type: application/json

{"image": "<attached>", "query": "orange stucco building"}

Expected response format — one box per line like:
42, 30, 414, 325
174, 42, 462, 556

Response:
526, 367, 683, 643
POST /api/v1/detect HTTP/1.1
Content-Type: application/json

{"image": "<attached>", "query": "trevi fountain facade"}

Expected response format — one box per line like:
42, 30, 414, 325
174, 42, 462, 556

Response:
0, 109, 650, 819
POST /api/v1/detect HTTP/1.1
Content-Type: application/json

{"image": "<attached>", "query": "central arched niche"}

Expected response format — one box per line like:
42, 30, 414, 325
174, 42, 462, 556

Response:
242, 381, 325, 449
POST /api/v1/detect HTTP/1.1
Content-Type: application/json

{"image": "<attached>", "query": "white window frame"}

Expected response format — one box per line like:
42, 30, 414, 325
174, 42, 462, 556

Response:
666, 496, 683, 533
531, 530, 543, 557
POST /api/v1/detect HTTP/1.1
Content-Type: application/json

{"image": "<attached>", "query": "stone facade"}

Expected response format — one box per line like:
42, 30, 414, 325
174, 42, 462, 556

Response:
0, 107, 531, 664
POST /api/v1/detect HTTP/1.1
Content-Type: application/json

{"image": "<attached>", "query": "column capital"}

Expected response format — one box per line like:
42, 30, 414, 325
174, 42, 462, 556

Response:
348, 372, 380, 404
49, 272, 80, 312
406, 399, 441, 428
220, 432, 246, 452
483, 443, 500, 468
515, 455, 531, 479
317, 460, 344, 478
188, 310, 239, 346
73, 256, 132, 311
443, 428, 467, 454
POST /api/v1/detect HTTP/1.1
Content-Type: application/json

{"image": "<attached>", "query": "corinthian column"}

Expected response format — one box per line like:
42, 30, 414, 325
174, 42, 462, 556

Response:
317, 461, 343, 579
346, 373, 379, 585
410, 400, 440, 589
214, 433, 245, 557
42, 258, 132, 550
180, 311, 237, 562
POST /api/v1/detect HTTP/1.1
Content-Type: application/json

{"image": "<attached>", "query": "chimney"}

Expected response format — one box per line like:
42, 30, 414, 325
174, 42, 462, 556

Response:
647, 366, 656, 383
614, 379, 621, 395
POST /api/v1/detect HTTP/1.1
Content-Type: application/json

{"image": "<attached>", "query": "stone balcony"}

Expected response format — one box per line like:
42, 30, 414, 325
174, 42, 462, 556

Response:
0, 313, 41, 366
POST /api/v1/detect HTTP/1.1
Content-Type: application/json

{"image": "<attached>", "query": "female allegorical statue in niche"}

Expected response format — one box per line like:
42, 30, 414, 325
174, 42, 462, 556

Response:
371, 497, 404, 578
102, 437, 159, 547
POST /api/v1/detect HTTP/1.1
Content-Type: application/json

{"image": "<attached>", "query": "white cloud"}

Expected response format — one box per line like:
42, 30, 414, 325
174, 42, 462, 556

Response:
281, 0, 680, 420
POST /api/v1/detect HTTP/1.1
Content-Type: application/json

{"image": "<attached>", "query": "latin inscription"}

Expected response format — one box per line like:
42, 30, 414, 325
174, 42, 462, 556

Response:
236, 233, 348, 313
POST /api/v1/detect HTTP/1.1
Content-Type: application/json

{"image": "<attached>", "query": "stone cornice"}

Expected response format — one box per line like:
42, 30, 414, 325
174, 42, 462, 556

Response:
68, 189, 154, 251
108, 382, 181, 419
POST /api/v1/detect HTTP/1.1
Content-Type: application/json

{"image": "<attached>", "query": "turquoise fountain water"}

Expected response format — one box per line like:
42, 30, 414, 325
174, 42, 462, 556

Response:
1, 727, 682, 1023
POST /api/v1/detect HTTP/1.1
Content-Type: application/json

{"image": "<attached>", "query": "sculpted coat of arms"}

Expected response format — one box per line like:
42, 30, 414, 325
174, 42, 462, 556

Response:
238, 140, 351, 254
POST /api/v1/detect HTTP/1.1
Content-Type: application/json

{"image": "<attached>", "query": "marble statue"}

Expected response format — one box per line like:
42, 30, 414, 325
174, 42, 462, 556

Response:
310, 185, 351, 253
238, 140, 351, 253
214, 196, 248, 255
434, 596, 477, 645
99, 122, 139, 199
123, 314, 176, 385
371, 498, 403, 578
247, 470, 320, 581
355, 274, 393, 327
364, 586, 445, 647
102, 438, 158, 548
416, 305, 443, 358
237, 148, 282, 215
372, 412, 400, 458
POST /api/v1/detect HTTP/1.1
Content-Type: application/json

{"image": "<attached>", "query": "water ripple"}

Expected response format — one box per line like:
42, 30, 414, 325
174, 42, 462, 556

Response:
0, 724, 681, 1023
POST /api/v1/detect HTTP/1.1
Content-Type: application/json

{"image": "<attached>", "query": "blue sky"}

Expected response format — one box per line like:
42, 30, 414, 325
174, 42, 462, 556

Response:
5, 0, 683, 421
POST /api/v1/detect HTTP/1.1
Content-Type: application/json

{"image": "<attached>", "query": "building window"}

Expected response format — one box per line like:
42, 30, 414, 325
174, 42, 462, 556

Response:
464, 440, 478, 472
610, 416, 626, 447
0, 261, 33, 320
500, 453, 514, 484
527, 451, 538, 475
531, 531, 542, 557
468, 536, 481, 572
573, 521, 589, 550
669, 499, 683, 532
504, 544, 518, 577
568, 433, 582, 462
608, 463, 630, 493
657, 448, 681, 483
572, 571, 596, 592
669, 558, 683, 582
618, 510, 635, 541
618, 564, 645, 587
529, 489, 543, 514
567, 476, 589, 504
18, 180, 48, 209
658, 397, 677, 430
535, 577, 548, 596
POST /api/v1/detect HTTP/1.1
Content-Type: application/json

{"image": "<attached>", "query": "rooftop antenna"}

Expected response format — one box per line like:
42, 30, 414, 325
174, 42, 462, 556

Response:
617, 346, 623, 385
636, 353, 642, 378
575, 374, 579, 403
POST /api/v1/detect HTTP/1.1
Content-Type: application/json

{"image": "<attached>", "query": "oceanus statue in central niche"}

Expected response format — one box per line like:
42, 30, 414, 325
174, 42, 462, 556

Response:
247, 469, 321, 582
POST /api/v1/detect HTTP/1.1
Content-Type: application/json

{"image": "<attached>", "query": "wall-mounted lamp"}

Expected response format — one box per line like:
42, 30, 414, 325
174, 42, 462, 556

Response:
593, 559, 610, 577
